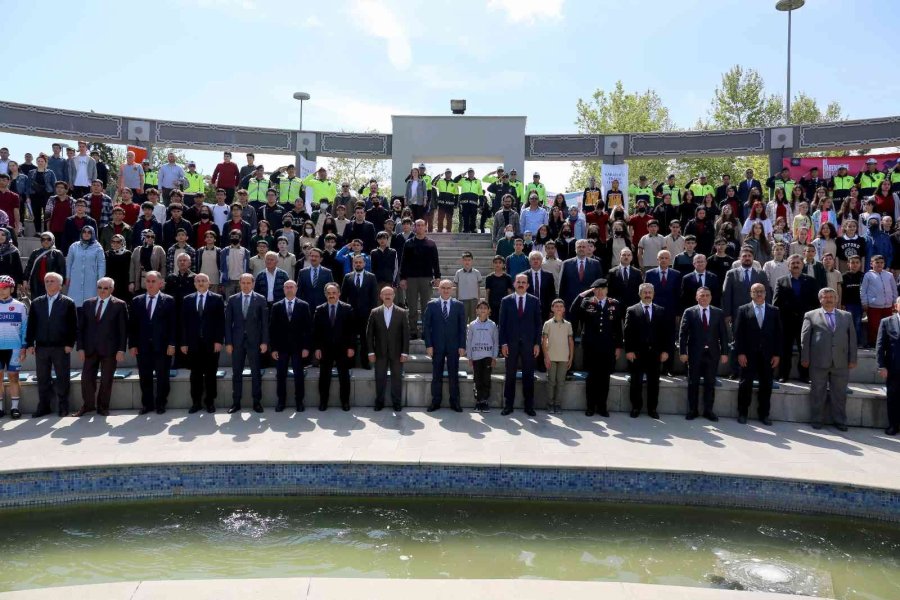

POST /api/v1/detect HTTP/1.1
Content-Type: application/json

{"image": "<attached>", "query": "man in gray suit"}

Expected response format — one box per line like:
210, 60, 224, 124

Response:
679, 287, 729, 421
225, 273, 269, 413
367, 286, 410, 412
722, 246, 771, 377
800, 287, 857, 431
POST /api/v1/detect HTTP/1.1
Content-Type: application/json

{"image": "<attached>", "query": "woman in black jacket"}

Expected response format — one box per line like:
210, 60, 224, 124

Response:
105, 234, 133, 303
0, 230, 23, 293
23, 231, 66, 298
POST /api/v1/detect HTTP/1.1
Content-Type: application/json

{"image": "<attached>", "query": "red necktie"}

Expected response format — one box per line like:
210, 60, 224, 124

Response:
518, 296, 524, 317
661, 270, 667, 286
702, 308, 709, 330
578, 260, 584, 281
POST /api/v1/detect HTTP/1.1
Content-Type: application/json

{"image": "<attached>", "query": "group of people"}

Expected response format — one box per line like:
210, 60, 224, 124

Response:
0, 145, 898, 436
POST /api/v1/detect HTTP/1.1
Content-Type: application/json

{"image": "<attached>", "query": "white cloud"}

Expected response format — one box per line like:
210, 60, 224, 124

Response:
487, 0, 564, 24
349, 0, 412, 70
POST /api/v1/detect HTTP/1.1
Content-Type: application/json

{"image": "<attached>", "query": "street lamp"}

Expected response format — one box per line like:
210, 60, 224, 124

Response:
293, 91, 311, 130
775, 0, 805, 124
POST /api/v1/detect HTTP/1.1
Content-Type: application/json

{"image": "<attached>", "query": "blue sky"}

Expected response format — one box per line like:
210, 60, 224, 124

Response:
2, 0, 899, 191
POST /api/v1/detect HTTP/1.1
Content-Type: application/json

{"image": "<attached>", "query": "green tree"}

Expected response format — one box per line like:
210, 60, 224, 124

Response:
569, 81, 674, 190
325, 156, 391, 197
789, 93, 843, 125
707, 65, 783, 129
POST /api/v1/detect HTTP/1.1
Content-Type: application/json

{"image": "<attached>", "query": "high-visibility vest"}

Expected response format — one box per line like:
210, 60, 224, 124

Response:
830, 174, 854, 198
435, 178, 459, 205
301, 173, 337, 203
769, 178, 794, 200
629, 184, 653, 202
184, 172, 205, 195
524, 182, 547, 204
660, 184, 681, 205
422, 173, 433, 192
144, 170, 158, 187
688, 182, 715, 199
858, 171, 885, 194
246, 178, 269, 202
890, 170, 900, 193
508, 180, 525, 204
278, 177, 303, 203
458, 178, 483, 205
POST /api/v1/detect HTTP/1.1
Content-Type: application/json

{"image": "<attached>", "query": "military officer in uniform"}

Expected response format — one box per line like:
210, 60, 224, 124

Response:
571, 278, 623, 417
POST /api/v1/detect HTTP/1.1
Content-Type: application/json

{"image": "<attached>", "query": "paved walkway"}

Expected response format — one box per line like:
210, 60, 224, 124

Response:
0, 409, 897, 491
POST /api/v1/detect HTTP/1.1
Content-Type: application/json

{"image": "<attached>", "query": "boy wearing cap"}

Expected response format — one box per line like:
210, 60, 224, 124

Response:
0, 275, 27, 419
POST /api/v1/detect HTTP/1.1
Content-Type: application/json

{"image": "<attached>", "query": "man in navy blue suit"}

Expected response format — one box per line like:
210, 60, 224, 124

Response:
559, 239, 602, 317
128, 271, 176, 414
297, 248, 333, 311
876, 296, 900, 436
423, 279, 467, 412
499, 273, 542, 416
644, 249, 682, 375
680, 254, 721, 310
180, 273, 225, 413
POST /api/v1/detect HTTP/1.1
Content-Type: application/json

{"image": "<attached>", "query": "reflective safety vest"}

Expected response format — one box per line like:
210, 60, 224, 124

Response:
143, 170, 158, 188
769, 178, 794, 200
858, 170, 885, 195
688, 182, 715, 199
421, 173, 433, 192
245, 178, 270, 202
890, 170, 900, 193
524, 182, 547, 205
435, 178, 459, 206
830, 174, 854, 198
301, 173, 338, 203
629, 184, 653, 202
458, 178, 483, 205
278, 177, 303, 203
184, 172, 205, 195
508, 179, 525, 204
659, 183, 681, 205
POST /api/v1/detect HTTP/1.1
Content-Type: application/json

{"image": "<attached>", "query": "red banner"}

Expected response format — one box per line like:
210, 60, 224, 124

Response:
782, 153, 900, 181
127, 145, 148, 165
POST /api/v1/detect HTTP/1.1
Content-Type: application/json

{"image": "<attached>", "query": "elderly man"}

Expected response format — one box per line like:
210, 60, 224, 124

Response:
129, 271, 176, 414
181, 273, 225, 413
734, 283, 781, 425
75, 277, 128, 416
624, 283, 672, 419
679, 287, 729, 421
225, 273, 269, 413
773, 254, 819, 383
367, 286, 410, 412
423, 279, 467, 412
269, 279, 312, 412
253, 251, 289, 306
800, 288, 857, 431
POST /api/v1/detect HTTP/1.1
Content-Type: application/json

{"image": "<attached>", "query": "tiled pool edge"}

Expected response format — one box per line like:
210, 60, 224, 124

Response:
1, 463, 897, 523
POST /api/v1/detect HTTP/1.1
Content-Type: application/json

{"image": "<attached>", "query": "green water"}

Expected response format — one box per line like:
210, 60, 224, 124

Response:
0, 497, 898, 597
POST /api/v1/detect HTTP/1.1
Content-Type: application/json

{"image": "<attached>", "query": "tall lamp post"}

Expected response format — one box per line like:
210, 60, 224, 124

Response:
293, 91, 311, 163
775, 0, 805, 125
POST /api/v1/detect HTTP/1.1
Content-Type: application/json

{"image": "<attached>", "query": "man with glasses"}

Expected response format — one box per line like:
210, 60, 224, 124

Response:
335, 182, 354, 213
75, 277, 127, 416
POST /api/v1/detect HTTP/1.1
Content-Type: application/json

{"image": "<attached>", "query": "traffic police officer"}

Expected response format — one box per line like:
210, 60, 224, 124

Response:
454, 168, 483, 234
524, 172, 547, 206
630, 175, 654, 205
433, 168, 459, 233
829, 165, 855, 207
856, 157, 885, 198
572, 278, 623, 418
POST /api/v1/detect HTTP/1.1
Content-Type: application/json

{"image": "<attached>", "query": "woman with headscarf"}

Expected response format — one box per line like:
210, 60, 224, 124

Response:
65, 225, 105, 307
129, 228, 166, 294
23, 232, 66, 298
105, 234, 133, 302
0, 229, 24, 291
0, 209, 19, 249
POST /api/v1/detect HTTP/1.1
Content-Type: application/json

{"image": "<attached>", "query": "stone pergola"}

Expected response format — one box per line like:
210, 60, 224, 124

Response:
2, 100, 899, 192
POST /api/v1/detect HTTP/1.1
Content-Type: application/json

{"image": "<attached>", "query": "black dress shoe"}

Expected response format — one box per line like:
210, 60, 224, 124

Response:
686, 411, 698, 421
97, 409, 109, 417
155, 408, 166, 415
778, 377, 788, 383
703, 412, 719, 422
834, 423, 848, 432
57, 406, 68, 417
341, 403, 350, 412
253, 404, 264, 413
227, 405, 241, 414
630, 409, 640, 418
760, 417, 772, 426
373, 404, 384, 412
811, 423, 823, 430
585, 410, 595, 417
392, 404, 402, 412
188, 406, 201, 414
318, 403, 327, 411
525, 409, 536, 417
32, 409, 51, 419
451, 405, 463, 413
501, 407, 513, 416
426, 404, 439, 413
737, 415, 748, 424
275, 405, 285, 413
138, 408, 153, 415
295, 404, 305, 412
598, 410, 610, 418
649, 411, 660, 420
10, 408, 21, 419
885, 426, 899, 436
206, 405, 216, 413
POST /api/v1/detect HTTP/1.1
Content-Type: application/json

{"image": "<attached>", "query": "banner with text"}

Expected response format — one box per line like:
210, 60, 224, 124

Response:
782, 153, 900, 181
601, 163, 629, 213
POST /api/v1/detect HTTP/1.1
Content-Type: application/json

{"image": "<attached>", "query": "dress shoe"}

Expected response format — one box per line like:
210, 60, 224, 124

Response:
205, 405, 215, 413
760, 417, 772, 426
97, 409, 109, 417
58, 406, 69, 417
295, 403, 305, 412
227, 405, 241, 414
737, 415, 748, 425
525, 409, 536, 417
253, 404, 264, 413
501, 407, 513, 416
138, 408, 153, 415
598, 410, 610, 418
426, 404, 439, 413
834, 423, 848, 432
392, 404, 402, 412
451, 405, 463, 413
32, 409, 51, 419
0, 409, 5, 418
72, 408, 94, 417
274, 404, 285, 413
155, 408, 166, 415
685, 411, 698, 421
10, 408, 20, 420
341, 403, 350, 412
318, 403, 327, 411
703, 411, 719, 422
649, 411, 660, 420
885, 426, 899, 436
778, 377, 788, 383
373, 404, 384, 412
584, 410, 595, 417
188, 406, 202, 414
811, 423, 823, 430
630, 409, 640, 418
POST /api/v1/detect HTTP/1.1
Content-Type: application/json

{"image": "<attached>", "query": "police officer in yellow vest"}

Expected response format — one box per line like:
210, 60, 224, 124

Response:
434, 168, 459, 233
454, 168, 483, 233
890, 162, 900, 195
275, 164, 303, 205
629, 175, 654, 205
507, 168, 525, 211
828, 165, 855, 206
183, 161, 205, 203
244, 165, 270, 203
655, 174, 681, 206
142, 159, 158, 192
302, 166, 338, 205
765, 167, 795, 200
524, 172, 547, 206
856, 157, 886, 198
481, 165, 505, 232
687, 173, 715, 200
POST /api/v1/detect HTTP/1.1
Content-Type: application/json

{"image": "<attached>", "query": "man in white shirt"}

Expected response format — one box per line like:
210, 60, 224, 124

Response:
67, 140, 96, 199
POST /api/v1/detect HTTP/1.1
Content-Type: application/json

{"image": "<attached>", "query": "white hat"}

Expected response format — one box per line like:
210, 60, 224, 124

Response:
418, 163, 426, 169
533, 171, 540, 177
866, 158, 877, 165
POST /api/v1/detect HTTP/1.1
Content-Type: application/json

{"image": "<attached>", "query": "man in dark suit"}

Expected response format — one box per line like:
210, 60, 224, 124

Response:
498, 274, 543, 416
607, 247, 642, 308
737, 168, 762, 211
312, 282, 355, 411
875, 296, 900, 435
723, 247, 772, 377
773, 254, 820, 383
367, 286, 410, 411
423, 279, 467, 412
571, 279, 623, 417
680, 254, 721, 310
734, 283, 782, 425
25, 272, 78, 417
224, 273, 269, 413
524, 252, 557, 322
269, 279, 312, 412
340, 255, 379, 369
128, 271, 176, 414
678, 287, 729, 420
75, 277, 127, 416
558, 240, 602, 317
297, 248, 333, 311
644, 250, 682, 375
180, 273, 225, 413
623, 283, 673, 418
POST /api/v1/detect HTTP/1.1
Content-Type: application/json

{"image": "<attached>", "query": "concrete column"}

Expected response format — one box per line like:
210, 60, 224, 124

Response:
769, 148, 792, 179
391, 151, 413, 197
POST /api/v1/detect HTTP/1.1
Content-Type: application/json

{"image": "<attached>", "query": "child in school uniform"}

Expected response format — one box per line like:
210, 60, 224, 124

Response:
466, 300, 498, 412
454, 251, 482, 323
541, 299, 574, 414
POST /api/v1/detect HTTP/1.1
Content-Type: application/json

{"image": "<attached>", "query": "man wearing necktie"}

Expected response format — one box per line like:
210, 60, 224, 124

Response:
224, 273, 269, 413
733, 283, 781, 425
644, 250, 682, 376
340, 255, 378, 370
312, 282, 355, 411
75, 277, 127, 416
623, 283, 673, 419
128, 271, 176, 415
723, 248, 772, 378
423, 279, 467, 412
180, 273, 225, 413
801, 287, 857, 431
773, 255, 819, 383
678, 287, 729, 421
559, 240, 601, 319
269, 279, 312, 412
498, 274, 543, 416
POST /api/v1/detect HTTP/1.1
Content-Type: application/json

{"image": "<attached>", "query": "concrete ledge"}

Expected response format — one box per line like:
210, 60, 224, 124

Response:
0, 577, 819, 600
